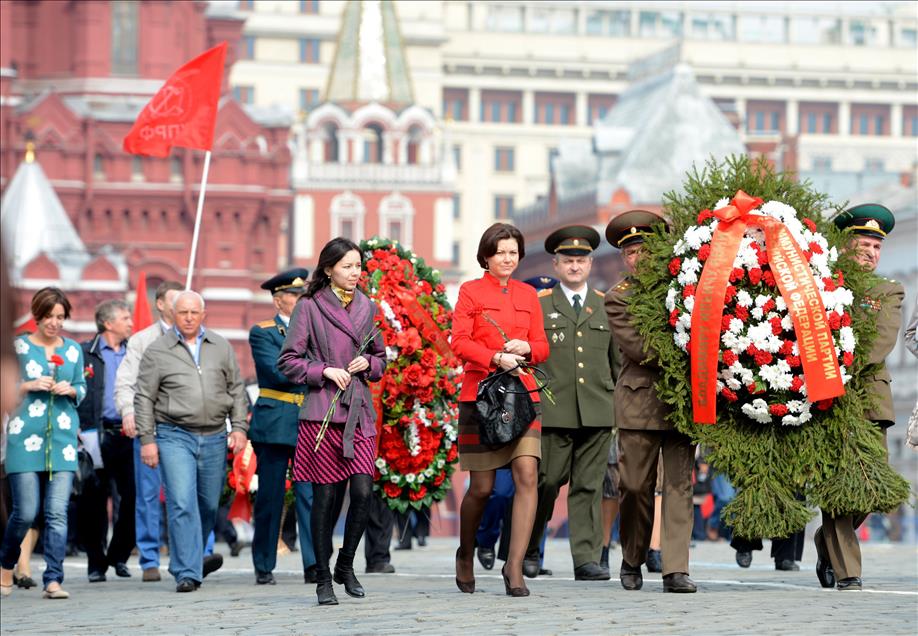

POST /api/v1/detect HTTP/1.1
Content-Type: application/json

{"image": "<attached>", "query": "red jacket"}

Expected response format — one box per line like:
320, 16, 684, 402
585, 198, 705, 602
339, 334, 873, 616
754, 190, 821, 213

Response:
451, 271, 549, 402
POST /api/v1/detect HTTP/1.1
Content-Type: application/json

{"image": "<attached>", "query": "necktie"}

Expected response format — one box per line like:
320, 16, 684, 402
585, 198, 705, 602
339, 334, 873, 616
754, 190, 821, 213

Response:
572, 294, 582, 317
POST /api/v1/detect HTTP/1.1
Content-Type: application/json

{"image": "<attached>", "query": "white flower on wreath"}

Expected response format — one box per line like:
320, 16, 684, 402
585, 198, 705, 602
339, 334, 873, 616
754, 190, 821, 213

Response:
666, 288, 678, 312
8, 417, 24, 435
65, 345, 79, 364
437, 459, 445, 469
62, 444, 77, 462
405, 473, 416, 484
677, 268, 698, 286
389, 474, 400, 483
25, 360, 43, 380
736, 290, 753, 308
417, 474, 425, 483
27, 399, 46, 418
14, 339, 29, 355
674, 332, 690, 349
24, 434, 43, 452
375, 457, 387, 469
57, 412, 72, 430
683, 296, 695, 313
839, 327, 855, 353
423, 468, 434, 478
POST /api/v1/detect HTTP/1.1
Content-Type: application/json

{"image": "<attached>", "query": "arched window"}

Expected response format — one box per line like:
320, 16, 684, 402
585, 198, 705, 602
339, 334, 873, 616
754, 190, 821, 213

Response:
362, 123, 384, 164
323, 123, 339, 162
330, 191, 365, 241
406, 125, 423, 165
94, 154, 106, 180
378, 192, 414, 248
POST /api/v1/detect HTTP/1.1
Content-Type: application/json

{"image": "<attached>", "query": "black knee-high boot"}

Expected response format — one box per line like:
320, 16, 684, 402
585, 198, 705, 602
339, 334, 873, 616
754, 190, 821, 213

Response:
311, 482, 344, 606
334, 475, 372, 598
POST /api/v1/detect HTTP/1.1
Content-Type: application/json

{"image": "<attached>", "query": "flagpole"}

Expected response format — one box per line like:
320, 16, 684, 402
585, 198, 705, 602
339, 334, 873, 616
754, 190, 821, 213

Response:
185, 150, 212, 290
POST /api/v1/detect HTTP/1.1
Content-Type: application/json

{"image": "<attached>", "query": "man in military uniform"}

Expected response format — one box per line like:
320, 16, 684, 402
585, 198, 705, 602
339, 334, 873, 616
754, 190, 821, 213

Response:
522, 226, 616, 581
815, 203, 904, 591
249, 268, 315, 585
604, 210, 697, 593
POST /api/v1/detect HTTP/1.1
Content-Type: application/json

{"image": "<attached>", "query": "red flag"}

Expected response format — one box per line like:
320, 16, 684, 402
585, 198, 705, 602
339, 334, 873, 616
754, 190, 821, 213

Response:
14, 314, 36, 335
123, 42, 227, 158
132, 272, 154, 332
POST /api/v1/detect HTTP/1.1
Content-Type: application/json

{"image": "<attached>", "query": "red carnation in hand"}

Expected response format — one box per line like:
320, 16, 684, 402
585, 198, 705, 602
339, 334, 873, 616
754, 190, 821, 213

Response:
383, 482, 403, 498
669, 309, 680, 327
802, 218, 817, 232
748, 268, 763, 285
790, 376, 804, 392
669, 258, 682, 276
734, 305, 749, 321
49, 354, 65, 367
762, 271, 776, 287
808, 241, 823, 255
697, 209, 714, 223
721, 388, 738, 402
769, 404, 789, 416
698, 244, 711, 262
409, 486, 428, 501
843, 352, 854, 366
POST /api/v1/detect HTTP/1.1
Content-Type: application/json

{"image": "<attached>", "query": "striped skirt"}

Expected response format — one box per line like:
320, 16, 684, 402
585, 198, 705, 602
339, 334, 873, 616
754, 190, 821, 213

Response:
457, 401, 541, 471
292, 420, 376, 484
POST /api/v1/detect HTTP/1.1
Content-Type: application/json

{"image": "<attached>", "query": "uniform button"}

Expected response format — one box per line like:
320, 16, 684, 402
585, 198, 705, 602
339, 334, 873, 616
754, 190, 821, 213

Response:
578, 377, 584, 384
578, 362, 584, 368
577, 346, 583, 352
551, 324, 556, 328
577, 331, 582, 337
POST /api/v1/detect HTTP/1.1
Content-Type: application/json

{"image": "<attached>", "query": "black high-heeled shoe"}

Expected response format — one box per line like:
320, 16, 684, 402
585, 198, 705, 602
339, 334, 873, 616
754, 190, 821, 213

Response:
315, 569, 338, 606
333, 562, 365, 598
13, 573, 37, 589
501, 564, 530, 597
455, 548, 475, 593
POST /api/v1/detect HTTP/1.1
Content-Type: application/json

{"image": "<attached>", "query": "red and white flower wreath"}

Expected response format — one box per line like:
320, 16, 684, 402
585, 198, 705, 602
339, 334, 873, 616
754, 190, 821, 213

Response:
665, 199, 856, 425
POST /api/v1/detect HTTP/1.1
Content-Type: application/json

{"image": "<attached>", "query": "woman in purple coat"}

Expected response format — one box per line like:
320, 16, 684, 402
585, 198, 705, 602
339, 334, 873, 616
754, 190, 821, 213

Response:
278, 238, 387, 606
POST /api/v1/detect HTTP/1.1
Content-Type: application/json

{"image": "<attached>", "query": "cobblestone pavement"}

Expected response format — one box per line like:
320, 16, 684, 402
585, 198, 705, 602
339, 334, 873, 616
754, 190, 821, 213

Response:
1, 537, 915, 635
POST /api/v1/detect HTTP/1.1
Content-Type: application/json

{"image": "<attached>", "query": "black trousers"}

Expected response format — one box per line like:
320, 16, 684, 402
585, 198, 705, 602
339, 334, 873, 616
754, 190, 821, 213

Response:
251, 442, 295, 574
77, 431, 136, 573
363, 492, 394, 567
731, 531, 805, 562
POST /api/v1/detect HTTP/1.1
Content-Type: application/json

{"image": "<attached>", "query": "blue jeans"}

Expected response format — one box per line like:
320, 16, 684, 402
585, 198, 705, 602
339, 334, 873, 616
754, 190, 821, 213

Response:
156, 424, 227, 583
133, 437, 163, 569
0, 471, 74, 587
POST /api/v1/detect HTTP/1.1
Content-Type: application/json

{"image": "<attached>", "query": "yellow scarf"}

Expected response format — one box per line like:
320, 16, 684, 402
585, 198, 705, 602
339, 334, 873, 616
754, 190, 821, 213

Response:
331, 284, 355, 308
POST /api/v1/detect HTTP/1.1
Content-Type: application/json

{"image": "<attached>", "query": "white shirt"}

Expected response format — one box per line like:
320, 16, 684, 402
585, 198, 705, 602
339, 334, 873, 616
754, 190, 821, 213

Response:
278, 313, 290, 327
558, 282, 589, 309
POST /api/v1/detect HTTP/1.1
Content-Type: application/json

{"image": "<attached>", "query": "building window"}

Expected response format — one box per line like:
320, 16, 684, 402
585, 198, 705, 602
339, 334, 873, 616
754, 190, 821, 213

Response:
689, 14, 734, 41
233, 85, 255, 104
241, 36, 255, 60
806, 112, 817, 134
452, 241, 461, 266
93, 154, 106, 180
753, 111, 764, 132
900, 28, 918, 48
493, 195, 514, 220
452, 194, 461, 220
379, 192, 414, 249
586, 9, 630, 37
170, 157, 183, 183
823, 113, 833, 133
452, 145, 462, 171
131, 156, 144, 182
789, 17, 840, 44
858, 114, 869, 134
331, 191, 365, 241
481, 90, 521, 123
747, 101, 783, 134
494, 147, 515, 172
813, 156, 832, 171
848, 20, 878, 46
738, 15, 786, 43
340, 218, 355, 241
770, 112, 780, 132
864, 158, 884, 174
442, 88, 469, 121
485, 5, 523, 32
299, 88, 320, 112
638, 11, 682, 38
588, 94, 618, 125
300, 38, 320, 63
111, 1, 138, 76
874, 115, 885, 135
528, 7, 576, 34
535, 92, 575, 126
300, 0, 318, 13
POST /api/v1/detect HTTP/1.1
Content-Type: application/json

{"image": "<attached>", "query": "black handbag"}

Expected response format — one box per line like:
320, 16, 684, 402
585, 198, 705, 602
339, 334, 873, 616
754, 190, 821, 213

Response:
71, 448, 97, 497
474, 363, 548, 446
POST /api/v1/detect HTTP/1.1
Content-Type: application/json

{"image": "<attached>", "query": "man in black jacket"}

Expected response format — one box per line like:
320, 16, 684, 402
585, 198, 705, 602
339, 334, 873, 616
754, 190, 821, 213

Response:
76, 299, 134, 582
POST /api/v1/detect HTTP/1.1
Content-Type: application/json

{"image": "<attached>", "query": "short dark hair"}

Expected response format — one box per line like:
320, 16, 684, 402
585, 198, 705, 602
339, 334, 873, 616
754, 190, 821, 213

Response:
154, 280, 183, 302
30, 287, 71, 322
476, 223, 525, 269
305, 237, 362, 298
94, 299, 130, 333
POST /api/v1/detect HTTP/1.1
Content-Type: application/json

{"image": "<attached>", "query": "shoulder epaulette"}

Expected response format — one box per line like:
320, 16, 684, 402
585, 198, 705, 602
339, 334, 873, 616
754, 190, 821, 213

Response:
593, 289, 605, 298
256, 319, 276, 329
613, 280, 631, 293
537, 289, 553, 298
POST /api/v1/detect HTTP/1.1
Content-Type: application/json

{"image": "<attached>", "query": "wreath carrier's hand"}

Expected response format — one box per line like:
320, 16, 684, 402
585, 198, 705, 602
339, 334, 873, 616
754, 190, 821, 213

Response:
323, 367, 351, 391
503, 339, 531, 357
228, 431, 247, 454
347, 356, 370, 375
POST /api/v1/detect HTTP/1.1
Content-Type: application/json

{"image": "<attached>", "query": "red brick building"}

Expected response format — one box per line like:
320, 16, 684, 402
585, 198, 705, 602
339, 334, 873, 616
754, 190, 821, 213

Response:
1, 0, 293, 377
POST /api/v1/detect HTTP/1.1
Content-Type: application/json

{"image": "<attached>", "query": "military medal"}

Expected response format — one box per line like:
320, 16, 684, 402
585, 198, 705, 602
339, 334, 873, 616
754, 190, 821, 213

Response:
552, 332, 559, 343
549, 312, 560, 319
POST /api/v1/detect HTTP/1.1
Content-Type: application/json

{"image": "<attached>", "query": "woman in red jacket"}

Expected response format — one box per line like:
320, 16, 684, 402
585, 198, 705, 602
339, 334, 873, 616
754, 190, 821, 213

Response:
451, 223, 549, 597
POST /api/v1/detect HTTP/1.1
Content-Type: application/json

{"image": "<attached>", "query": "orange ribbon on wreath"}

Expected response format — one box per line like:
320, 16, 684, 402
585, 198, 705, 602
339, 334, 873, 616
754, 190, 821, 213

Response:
228, 441, 257, 522
689, 190, 844, 424
393, 287, 457, 366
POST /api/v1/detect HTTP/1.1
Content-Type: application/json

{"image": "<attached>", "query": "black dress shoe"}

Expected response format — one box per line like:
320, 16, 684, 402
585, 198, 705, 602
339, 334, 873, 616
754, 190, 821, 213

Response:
663, 572, 697, 593
775, 559, 799, 571
476, 546, 496, 570
837, 577, 862, 591
394, 537, 412, 550
538, 568, 553, 576
88, 571, 107, 583
574, 562, 611, 581
176, 578, 197, 593
304, 565, 318, 583
365, 562, 395, 574
333, 564, 366, 598
735, 550, 753, 568
522, 556, 540, 579
645, 549, 662, 573
113, 562, 132, 578
417, 536, 427, 547
229, 541, 244, 557
256, 571, 276, 585
814, 529, 836, 588
202, 553, 223, 578
619, 561, 643, 591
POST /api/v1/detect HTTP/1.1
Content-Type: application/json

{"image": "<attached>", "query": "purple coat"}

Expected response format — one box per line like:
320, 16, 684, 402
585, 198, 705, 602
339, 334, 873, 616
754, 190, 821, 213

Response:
278, 286, 386, 457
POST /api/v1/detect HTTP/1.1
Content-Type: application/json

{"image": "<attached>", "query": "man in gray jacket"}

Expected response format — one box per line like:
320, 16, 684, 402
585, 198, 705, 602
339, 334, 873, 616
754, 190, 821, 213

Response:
135, 290, 248, 593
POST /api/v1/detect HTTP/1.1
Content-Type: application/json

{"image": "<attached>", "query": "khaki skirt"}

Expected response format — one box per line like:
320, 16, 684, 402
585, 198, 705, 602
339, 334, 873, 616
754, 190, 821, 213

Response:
457, 401, 541, 471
